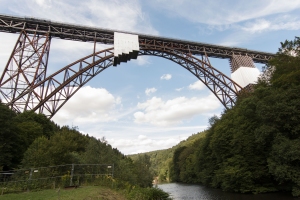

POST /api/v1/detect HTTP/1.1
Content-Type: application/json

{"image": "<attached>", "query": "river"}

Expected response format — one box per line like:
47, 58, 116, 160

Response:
157, 183, 297, 200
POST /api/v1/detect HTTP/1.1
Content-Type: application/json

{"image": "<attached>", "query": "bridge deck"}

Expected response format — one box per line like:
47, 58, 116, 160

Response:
0, 14, 274, 63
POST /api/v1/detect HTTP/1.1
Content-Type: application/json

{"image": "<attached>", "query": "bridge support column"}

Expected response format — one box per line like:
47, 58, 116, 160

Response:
0, 30, 51, 112
230, 55, 260, 91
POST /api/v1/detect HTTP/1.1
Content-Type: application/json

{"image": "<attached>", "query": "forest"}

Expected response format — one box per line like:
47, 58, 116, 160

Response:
0, 106, 154, 187
0, 101, 172, 199
166, 37, 300, 196
132, 37, 300, 197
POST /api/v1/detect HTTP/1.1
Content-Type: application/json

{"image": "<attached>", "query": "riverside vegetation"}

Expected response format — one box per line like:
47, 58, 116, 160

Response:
0, 103, 170, 199
130, 37, 300, 197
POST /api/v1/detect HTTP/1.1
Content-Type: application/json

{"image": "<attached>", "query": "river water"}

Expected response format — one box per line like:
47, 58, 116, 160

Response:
157, 183, 297, 200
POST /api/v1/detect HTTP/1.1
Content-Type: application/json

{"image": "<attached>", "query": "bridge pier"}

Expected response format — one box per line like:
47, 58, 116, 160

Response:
0, 30, 51, 112
230, 55, 260, 91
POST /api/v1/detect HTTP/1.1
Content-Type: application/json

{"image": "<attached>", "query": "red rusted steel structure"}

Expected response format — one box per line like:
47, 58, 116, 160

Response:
0, 14, 275, 118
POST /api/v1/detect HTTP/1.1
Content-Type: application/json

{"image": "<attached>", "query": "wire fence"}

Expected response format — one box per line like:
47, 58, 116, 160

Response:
0, 164, 114, 194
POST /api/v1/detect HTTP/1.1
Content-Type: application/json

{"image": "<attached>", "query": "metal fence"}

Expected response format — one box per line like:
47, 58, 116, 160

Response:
0, 164, 114, 194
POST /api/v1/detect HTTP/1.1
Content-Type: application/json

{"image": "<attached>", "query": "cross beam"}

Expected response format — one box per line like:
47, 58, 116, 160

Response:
0, 14, 274, 63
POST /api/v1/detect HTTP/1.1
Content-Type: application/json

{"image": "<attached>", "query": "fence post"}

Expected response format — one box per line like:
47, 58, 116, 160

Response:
112, 164, 114, 188
70, 164, 74, 186
27, 168, 33, 192
112, 164, 114, 179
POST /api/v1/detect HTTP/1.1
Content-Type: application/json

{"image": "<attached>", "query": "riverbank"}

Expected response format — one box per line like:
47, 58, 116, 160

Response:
0, 186, 126, 200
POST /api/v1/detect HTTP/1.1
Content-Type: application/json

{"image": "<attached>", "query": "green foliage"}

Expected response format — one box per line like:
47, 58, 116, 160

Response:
0, 103, 19, 170
126, 186, 171, 200
168, 37, 300, 196
20, 124, 155, 188
133, 154, 154, 187
0, 103, 156, 191
129, 131, 206, 183
21, 136, 51, 167
22, 127, 89, 167
14, 111, 59, 139
0, 108, 60, 170
81, 137, 115, 164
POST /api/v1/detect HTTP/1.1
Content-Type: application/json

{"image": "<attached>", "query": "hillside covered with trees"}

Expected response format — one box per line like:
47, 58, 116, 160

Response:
0, 103, 169, 199
0, 103, 173, 200
167, 37, 300, 196
131, 37, 300, 197
129, 131, 207, 182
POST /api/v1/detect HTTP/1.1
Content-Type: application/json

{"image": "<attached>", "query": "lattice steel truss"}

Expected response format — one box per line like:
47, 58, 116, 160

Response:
5, 44, 243, 118
0, 14, 274, 63
4, 48, 114, 115
230, 55, 256, 72
0, 30, 50, 111
0, 14, 264, 118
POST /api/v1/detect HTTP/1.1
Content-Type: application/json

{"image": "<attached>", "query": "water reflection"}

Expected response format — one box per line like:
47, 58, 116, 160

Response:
158, 183, 296, 200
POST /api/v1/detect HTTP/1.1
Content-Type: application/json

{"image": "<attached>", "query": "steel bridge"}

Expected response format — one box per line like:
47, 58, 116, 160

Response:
0, 14, 275, 118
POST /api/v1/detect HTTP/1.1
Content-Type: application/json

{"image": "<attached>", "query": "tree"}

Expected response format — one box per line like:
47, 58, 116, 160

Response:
21, 136, 51, 167
22, 127, 89, 167
0, 103, 20, 170
133, 154, 154, 187
168, 37, 300, 196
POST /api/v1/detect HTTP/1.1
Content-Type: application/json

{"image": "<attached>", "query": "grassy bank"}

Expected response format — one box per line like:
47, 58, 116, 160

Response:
0, 186, 126, 200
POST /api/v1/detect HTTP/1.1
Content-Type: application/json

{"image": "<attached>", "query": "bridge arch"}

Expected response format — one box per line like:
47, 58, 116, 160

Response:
7, 46, 243, 118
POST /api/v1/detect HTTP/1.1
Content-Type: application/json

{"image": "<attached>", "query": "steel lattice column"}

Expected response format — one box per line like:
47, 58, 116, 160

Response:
230, 55, 256, 73
0, 30, 51, 113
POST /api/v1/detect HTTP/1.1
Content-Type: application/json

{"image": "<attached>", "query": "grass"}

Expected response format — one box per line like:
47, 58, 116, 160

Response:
0, 186, 127, 200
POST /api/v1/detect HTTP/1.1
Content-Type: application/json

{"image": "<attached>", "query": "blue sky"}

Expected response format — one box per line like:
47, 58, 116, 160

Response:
0, 0, 299, 154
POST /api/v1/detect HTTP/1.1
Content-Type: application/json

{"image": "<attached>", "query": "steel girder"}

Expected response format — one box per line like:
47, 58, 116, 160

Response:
0, 14, 274, 63
139, 48, 242, 109
6, 46, 242, 118
6, 48, 115, 116
0, 30, 51, 112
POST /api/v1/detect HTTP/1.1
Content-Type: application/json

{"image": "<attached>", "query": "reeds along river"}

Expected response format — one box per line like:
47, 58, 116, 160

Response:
157, 183, 296, 200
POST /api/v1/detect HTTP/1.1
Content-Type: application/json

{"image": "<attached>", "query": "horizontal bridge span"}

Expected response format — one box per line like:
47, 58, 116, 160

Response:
0, 14, 274, 63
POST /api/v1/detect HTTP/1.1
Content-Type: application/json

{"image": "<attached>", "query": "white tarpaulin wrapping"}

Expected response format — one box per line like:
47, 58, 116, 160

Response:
231, 66, 261, 88
114, 32, 139, 57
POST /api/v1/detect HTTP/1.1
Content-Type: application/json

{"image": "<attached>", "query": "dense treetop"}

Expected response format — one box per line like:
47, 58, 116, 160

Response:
0, 107, 154, 188
166, 37, 300, 196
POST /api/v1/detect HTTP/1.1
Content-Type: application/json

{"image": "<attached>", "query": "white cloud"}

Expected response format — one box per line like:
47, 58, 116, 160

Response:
241, 16, 300, 33
160, 74, 172, 80
52, 86, 122, 124
3, 0, 158, 35
217, 14, 300, 46
148, 0, 300, 25
132, 56, 151, 66
175, 87, 184, 91
242, 19, 271, 33
145, 87, 157, 96
76, 123, 209, 154
0, 33, 18, 73
188, 80, 205, 90
108, 134, 190, 154
134, 94, 221, 126
34, 0, 50, 7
